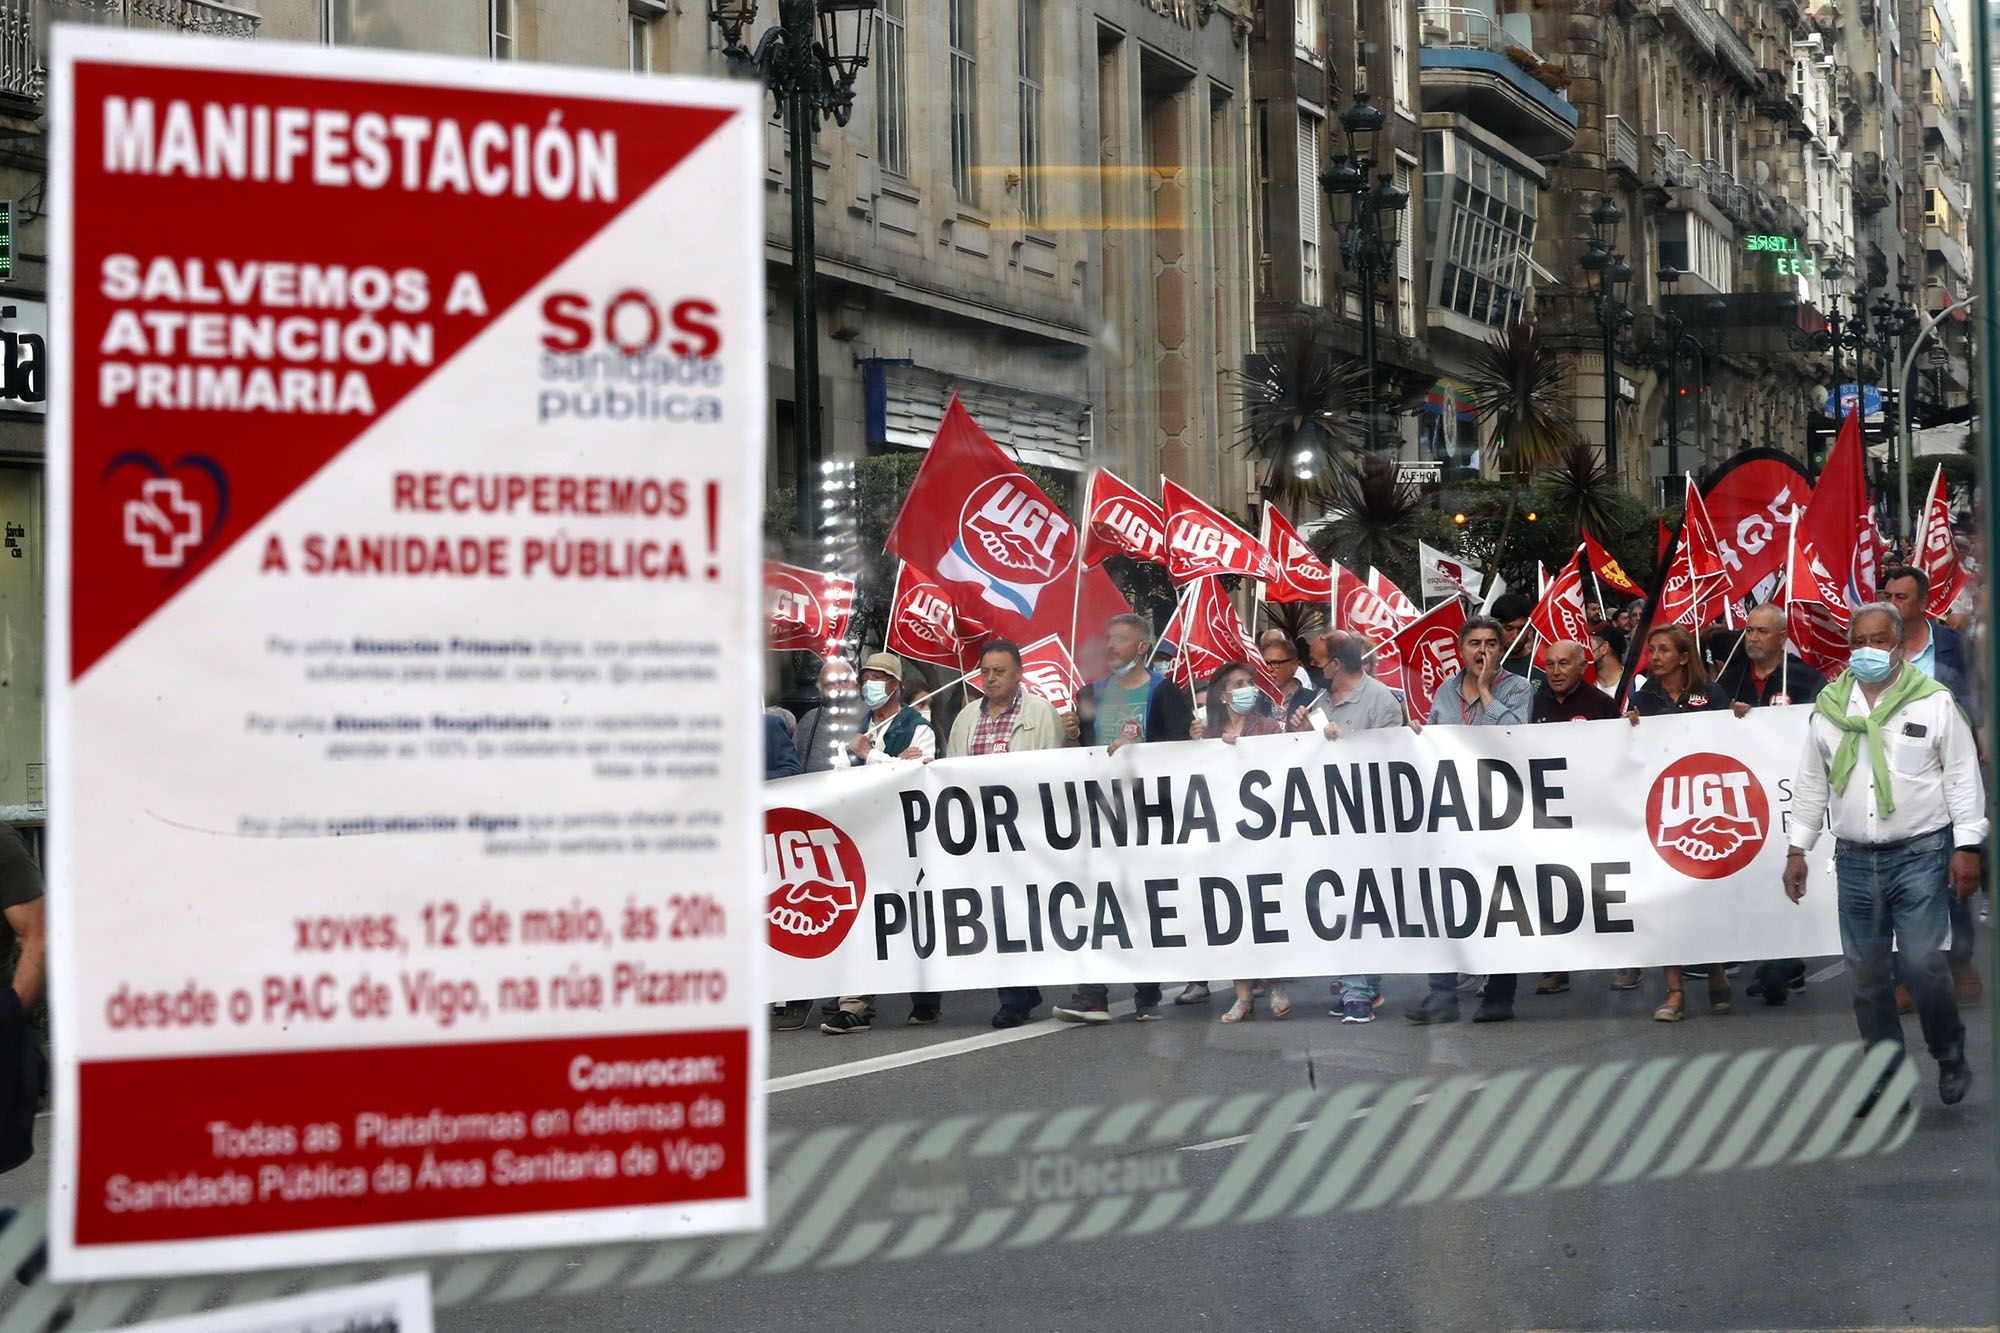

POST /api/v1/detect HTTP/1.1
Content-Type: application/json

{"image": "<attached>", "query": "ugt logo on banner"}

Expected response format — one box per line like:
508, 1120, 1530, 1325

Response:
764, 808, 868, 959
1645, 752, 1770, 879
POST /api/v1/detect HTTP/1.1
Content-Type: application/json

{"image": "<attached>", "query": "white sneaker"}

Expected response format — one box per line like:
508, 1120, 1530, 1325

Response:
1173, 982, 1212, 1006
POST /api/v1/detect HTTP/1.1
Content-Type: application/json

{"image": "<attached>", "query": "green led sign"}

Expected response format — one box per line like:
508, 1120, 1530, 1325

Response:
1744, 233, 1815, 277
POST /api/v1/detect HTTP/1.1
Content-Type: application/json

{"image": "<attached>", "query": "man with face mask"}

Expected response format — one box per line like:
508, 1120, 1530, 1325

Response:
1786, 603, 1986, 1112
793, 657, 861, 774
841, 653, 934, 766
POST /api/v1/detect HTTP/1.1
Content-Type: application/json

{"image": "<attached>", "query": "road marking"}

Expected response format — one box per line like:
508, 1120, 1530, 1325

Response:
1807, 962, 1846, 984
769, 1002, 1135, 1093
1178, 1093, 1438, 1153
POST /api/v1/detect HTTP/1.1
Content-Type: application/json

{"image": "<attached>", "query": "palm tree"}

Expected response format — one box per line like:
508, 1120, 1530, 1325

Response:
1235, 327, 1370, 514
1463, 318, 1578, 580
1311, 453, 1426, 583
1540, 440, 1622, 545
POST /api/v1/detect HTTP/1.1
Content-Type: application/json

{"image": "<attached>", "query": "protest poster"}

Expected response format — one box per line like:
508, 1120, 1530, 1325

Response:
125, 1274, 433, 1333
49, 33, 766, 1277
762, 710, 1839, 995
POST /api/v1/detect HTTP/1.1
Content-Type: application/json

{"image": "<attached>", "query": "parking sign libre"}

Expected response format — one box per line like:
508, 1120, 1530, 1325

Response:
47, 31, 766, 1278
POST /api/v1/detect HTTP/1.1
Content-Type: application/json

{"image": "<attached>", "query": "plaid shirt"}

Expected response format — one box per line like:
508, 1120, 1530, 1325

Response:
969, 691, 1024, 755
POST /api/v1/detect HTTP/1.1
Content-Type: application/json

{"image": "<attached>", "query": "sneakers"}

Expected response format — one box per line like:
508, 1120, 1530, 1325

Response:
1053, 1000, 1112, 1024
772, 1002, 811, 1031
1940, 1058, 1973, 1106
820, 1011, 871, 1035
906, 1006, 941, 1026
1406, 994, 1461, 1025
1472, 997, 1515, 1023
1535, 972, 1570, 994
991, 1007, 1030, 1029
1339, 999, 1376, 1024
1133, 1004, 1163, 1022
1610, 969, 1642, 991
1173, 982, 1212, 1006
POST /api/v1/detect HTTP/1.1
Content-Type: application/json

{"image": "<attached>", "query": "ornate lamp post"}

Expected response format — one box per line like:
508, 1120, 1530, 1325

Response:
1579, 197, 1634, 474
1319, 92, 1409, 456
709, 0, 877, 540
1646, 266, 1727, 486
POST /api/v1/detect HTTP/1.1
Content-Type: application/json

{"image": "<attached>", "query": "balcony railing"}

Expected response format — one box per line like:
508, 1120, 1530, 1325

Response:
1, 0, 258, 102
1652, 132, 1696, 187
1607, 113, 1642, 176
1418, 5, 1538, 59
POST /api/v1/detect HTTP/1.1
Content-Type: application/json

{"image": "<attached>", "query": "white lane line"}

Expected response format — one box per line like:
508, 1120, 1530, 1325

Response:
1807, 962, 1846, 984
1178, 1092, 1438, 1153
769, 1001, 1136, 1094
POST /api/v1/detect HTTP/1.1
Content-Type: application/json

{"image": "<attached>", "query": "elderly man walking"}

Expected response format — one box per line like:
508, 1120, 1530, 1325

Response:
1785, 602, 1985, 1109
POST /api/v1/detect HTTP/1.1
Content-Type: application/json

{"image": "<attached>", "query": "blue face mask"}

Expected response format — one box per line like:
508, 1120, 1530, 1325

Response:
862, 680, 891, 709
1227, 686, 1260, 715
1849, 647, 1896, 683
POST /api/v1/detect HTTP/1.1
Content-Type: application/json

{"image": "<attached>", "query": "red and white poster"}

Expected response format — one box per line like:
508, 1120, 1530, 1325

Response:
48, 34, 767, 1278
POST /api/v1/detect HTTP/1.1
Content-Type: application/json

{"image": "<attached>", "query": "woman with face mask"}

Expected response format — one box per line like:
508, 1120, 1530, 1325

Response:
1203, 663, 1291, 1023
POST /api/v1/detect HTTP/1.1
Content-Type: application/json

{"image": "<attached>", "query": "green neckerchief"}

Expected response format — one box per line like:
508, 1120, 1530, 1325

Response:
1814, 666, 1946, 817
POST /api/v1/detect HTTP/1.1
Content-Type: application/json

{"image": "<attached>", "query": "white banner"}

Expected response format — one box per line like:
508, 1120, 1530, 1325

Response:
763, 710, 1840, 996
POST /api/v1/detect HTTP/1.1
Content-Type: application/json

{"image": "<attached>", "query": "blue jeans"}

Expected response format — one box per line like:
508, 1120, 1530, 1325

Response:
1836, 828, 1965, 1066
1339, 975, 1381, 1005
1426, 972, 1458, 998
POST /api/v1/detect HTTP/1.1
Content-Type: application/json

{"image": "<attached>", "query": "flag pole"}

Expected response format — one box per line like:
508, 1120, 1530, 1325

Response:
1781, 504, 1802, 700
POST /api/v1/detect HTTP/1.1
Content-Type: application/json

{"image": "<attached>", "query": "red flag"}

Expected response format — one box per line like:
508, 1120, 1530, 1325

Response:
1528, 548, 1592, 666
1166, 578, 1282, 700
1163, 478, 1281, 584
1082, 468, 1166, 568
1785, 507, 1851, 676
1657, 517, 1673, 564
1917, 465, 1967, 618
1700, 449, 1810, 599
1800, 408, 1877, 604
1392, 598, 1466, 721
1018, 634, 1084, 714
1584, 529, 1643, 597
885, 396, 1129, 656
884, 561, 987, 671
1368, 567, 1419, 626
1657, 478, 1733, 631
1330, 562, 1406, 693
766, 560, 855, 653
1260, 504, 1333, 602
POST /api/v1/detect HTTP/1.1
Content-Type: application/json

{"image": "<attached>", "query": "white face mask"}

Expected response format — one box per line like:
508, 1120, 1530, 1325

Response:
1227, 686, 1260, 715
862, 680, 891, 709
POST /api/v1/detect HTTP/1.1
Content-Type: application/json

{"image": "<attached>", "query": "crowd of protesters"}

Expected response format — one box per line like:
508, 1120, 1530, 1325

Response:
765, 560, 1988, 1111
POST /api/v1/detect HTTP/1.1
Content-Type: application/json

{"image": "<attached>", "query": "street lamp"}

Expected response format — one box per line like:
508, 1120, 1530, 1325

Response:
709, 0, 877, 541
1319, 92, 1409, 457
1579, 197, 1633, 474
1644, 266, 1727, 488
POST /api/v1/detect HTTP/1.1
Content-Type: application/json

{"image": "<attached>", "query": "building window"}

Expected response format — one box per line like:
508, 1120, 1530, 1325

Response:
1296, 0, 1320, 55
1396, 163, 1416, 335
1390, 0, 1410, 113
1299, 110, 1323, 306
949, 0, 979, 200
628, 11, 652, 73
876, 0, 909, 177
1421, 131, 1539, 328
1255, 101, 1273, 296
1018, 0, 1045, 223
490, 0, 516, 60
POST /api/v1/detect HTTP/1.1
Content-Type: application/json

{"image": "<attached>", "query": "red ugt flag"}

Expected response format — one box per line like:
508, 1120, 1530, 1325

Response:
1392, 598, 1465, 721
1527, 547, 1591, 667
884, 561, 987, 671
1800, 407, 1877, 605
886, 396, 1129, 654
1165, 577, 1282, 701
1260, 504, 1332, 602
766, 560, 854, 653
1082, 468, 1166, 568
1018, 634, 1084, 714
1786, 510, 1852, 677
1657, 478, 1733, 631
1330, 561, 1406, 694
1916, 465, 1967, 618
1162, 478, 1280, 584
1368, 567, 1418, 626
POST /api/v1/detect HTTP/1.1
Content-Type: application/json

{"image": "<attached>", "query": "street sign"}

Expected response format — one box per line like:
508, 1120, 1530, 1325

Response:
49, 31, 767, 1278
1827, 382, 1884, 416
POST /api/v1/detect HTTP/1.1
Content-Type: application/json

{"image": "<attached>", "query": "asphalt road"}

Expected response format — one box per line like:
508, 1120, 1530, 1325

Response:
3, 964, 1991, 1331
461, 963, 1998, 1333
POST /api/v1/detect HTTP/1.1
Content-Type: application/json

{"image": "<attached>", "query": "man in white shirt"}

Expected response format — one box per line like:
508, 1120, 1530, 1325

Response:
1786, 602, 1986, 1108
842, 652, 936, 766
